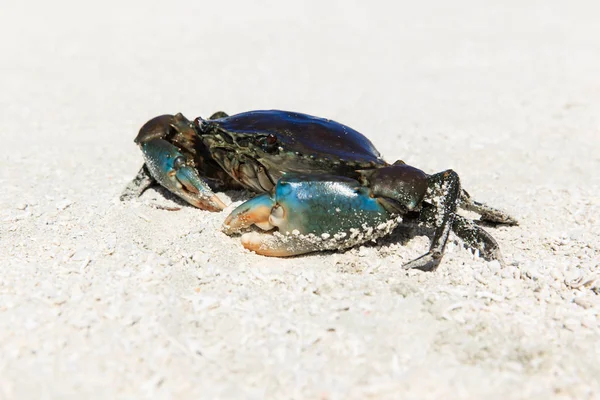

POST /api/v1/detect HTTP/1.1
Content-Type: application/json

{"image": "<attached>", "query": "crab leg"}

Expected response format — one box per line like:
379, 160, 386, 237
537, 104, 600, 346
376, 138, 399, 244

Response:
402, 170, 461, 271
452, 214, 505, 264
459, 190, 518, 225
120, 164, 155, 202
223, 174, 400, 257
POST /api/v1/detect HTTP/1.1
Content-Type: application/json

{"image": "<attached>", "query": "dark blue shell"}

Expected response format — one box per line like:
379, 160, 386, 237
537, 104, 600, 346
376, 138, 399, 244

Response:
213, 110, 384, 165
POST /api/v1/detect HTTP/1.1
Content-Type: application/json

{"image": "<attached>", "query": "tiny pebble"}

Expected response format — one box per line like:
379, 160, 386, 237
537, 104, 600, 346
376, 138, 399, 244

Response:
550, 269, 564, 281
192, 252, 210, 265
573, 296, 594, 309
582, 316, 598, 329
56, 199, 72, 210
563, 318, 580, 331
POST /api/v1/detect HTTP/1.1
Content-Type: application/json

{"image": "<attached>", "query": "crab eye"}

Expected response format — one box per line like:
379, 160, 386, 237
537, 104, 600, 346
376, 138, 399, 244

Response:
266, 134, 277, 145
193, 117, 206, 130
262, 134, 279, 153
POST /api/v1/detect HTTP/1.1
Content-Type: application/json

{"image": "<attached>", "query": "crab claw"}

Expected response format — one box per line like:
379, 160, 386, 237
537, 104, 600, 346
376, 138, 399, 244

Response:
223, 174, 400, 257
222, 193, 276, 233
140, 138, 226, 211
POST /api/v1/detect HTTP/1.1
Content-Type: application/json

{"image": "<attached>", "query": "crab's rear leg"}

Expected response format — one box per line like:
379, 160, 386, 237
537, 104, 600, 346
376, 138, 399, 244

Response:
355, 166, 463, 270
459, 190, 518, 225
120, 164, 155, 202
404, 171, 512, 270
452, 214, 505, 264
121, 114, 226, 211
400, 170, 462, 271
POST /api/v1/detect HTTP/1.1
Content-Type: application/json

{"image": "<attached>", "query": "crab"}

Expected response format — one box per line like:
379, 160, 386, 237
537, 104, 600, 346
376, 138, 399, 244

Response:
121, 110, 517, 271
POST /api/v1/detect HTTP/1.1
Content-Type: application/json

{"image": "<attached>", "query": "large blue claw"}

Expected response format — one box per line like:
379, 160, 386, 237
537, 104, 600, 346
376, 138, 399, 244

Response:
222, 174, 401, 256
141, 139, 226, 211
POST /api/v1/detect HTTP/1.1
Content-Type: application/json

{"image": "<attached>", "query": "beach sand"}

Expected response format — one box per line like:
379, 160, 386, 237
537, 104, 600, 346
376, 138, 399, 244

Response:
1, 1, 599, 398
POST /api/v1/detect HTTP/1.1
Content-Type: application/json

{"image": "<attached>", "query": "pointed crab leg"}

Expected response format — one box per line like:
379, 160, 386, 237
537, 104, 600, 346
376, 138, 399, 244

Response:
222, 174, 400, 257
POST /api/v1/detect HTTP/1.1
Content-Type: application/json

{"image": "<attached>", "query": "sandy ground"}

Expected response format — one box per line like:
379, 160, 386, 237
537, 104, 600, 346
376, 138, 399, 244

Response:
2, 0, 600, 398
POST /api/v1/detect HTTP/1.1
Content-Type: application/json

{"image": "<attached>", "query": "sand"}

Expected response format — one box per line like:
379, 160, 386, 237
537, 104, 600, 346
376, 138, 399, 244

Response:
1, 0, 599, 398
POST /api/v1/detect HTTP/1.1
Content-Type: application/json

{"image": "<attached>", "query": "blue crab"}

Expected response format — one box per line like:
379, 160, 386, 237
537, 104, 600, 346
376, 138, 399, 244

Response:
121, 110, 517, 271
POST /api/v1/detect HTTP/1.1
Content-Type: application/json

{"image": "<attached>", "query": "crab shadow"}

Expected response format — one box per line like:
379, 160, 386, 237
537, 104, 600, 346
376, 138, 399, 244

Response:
362, 217, 506, 255
143, 185, 254, 209
222, 189, 254, 204
371, 223, 431, 247
145, 185, 194, 209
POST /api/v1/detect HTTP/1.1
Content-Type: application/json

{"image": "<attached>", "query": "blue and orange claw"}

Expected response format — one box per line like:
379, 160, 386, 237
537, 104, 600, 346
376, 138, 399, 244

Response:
222, 174, 400, 257
141, 138, 226, 211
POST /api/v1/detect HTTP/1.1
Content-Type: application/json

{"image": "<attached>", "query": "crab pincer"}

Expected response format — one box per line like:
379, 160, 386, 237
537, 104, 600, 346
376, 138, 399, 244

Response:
223, 174, 401, 257
133, 114, 226, 211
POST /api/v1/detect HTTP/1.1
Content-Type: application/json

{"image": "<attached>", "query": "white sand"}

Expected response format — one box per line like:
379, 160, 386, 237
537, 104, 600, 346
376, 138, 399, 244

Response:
2, 0, 600, 398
